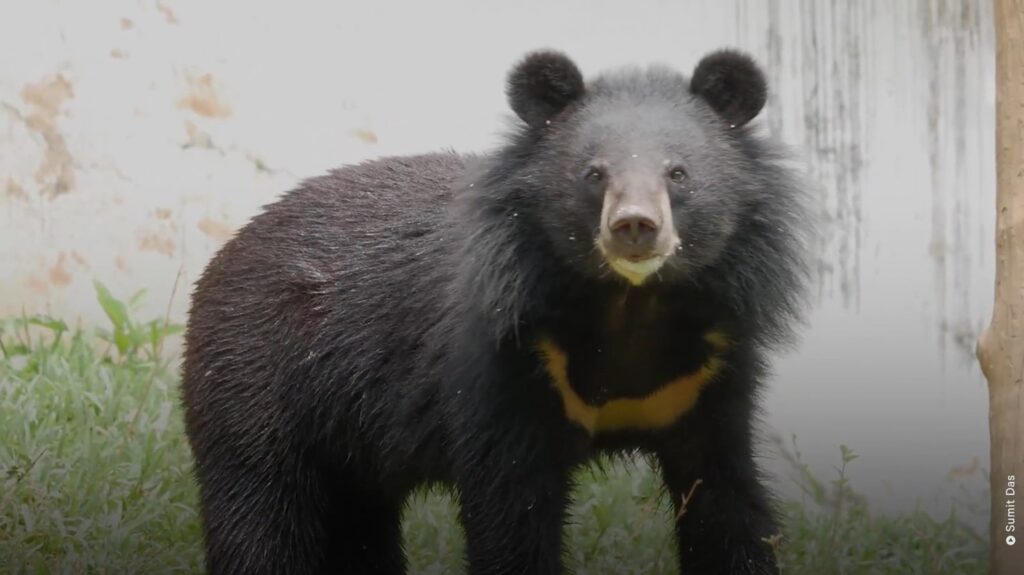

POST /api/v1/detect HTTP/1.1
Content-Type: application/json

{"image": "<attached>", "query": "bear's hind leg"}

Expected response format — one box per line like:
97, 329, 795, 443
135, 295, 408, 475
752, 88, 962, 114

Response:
325, 474, 407, 575
196, 454, 406, 575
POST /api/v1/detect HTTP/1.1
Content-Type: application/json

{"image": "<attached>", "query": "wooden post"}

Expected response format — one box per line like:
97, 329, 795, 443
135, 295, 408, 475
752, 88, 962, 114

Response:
977, 1, 1024, 572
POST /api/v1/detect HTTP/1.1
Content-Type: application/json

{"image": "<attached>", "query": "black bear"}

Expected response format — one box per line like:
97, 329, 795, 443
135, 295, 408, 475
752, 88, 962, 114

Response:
182, 48, 811, 575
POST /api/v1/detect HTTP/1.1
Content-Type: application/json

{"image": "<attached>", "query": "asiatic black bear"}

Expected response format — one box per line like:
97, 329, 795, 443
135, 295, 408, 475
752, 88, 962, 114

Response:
182, 49, 811, 575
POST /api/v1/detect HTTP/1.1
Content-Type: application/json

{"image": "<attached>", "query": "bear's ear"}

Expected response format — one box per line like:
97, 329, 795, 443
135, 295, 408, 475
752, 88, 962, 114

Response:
690, 50, 767, 127
506, 50, 585, 128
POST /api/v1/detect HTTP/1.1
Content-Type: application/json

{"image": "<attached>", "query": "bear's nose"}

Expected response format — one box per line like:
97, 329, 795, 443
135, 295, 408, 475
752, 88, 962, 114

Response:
609, 209, 660, 253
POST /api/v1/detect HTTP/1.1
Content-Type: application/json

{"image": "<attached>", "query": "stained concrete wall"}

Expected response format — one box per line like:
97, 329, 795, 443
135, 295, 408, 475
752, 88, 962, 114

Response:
0, 0, 995, 525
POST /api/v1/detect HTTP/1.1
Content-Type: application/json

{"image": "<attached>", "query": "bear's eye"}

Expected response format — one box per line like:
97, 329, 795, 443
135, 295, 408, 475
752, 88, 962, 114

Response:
584, 167, 605, 183
668, 167, 688, 183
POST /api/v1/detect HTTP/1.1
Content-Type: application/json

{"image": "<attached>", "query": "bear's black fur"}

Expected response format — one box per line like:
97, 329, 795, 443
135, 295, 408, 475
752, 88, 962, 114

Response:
182, 48, 811, 575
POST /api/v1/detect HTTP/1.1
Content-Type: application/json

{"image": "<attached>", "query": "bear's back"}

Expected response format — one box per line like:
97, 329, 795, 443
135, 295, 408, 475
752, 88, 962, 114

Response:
189, 151, 467, 320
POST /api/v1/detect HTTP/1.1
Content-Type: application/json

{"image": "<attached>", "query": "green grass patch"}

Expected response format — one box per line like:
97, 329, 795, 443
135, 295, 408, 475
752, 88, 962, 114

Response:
0, 286, 989, 574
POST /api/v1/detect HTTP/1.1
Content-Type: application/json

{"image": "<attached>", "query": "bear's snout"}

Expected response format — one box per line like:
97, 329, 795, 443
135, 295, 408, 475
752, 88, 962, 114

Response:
608, 207, 660, 257
597, 177, 680, 286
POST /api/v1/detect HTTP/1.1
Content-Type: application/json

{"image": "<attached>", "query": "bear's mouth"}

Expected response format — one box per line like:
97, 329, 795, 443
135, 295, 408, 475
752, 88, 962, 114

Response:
595, 229, 680, 286
606, 254, 668, 286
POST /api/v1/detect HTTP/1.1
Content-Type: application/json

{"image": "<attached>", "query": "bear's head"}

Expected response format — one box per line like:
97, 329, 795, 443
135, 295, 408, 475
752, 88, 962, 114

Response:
503, 49, 787, 288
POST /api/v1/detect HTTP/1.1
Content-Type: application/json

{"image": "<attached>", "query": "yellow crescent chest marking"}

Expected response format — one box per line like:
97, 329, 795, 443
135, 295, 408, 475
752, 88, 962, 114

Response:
535, 333, 727, 435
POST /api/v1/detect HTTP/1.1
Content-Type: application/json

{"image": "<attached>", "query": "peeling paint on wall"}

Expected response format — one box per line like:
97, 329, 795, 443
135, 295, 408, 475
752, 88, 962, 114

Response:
114, 255, 132, 273
800, 0, 868, 310
351, 129, 379, 144
182, 119, 217, 149
137, 231, 176, 257
197, 217, 234, 242
48, 252, 73, 287
4, 74, 77, 197
5, 178, 26, 200
178, 72, 230, 119
156, 2, 180, 26
919, 0, 989, 360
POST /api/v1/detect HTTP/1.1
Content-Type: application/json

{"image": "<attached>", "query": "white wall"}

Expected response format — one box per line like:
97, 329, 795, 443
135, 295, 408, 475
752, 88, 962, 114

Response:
0, 0, 994, 527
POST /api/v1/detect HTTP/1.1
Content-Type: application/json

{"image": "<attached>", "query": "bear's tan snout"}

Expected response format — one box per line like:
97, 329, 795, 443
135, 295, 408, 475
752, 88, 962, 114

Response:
608, 207, 661, 260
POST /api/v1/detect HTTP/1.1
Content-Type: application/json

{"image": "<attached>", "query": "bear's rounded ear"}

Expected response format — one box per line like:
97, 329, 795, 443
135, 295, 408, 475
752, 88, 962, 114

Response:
506, 50, 585, 128
690, 50, 767, 127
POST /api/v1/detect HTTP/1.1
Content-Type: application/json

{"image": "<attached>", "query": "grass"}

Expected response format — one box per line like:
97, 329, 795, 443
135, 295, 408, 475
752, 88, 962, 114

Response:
0, 286, 989, 574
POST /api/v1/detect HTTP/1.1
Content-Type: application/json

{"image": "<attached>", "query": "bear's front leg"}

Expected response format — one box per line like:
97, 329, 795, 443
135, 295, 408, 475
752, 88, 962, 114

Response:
656, 381, 781, 575
445, 334, 575, 575
455, 445, 571, 575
